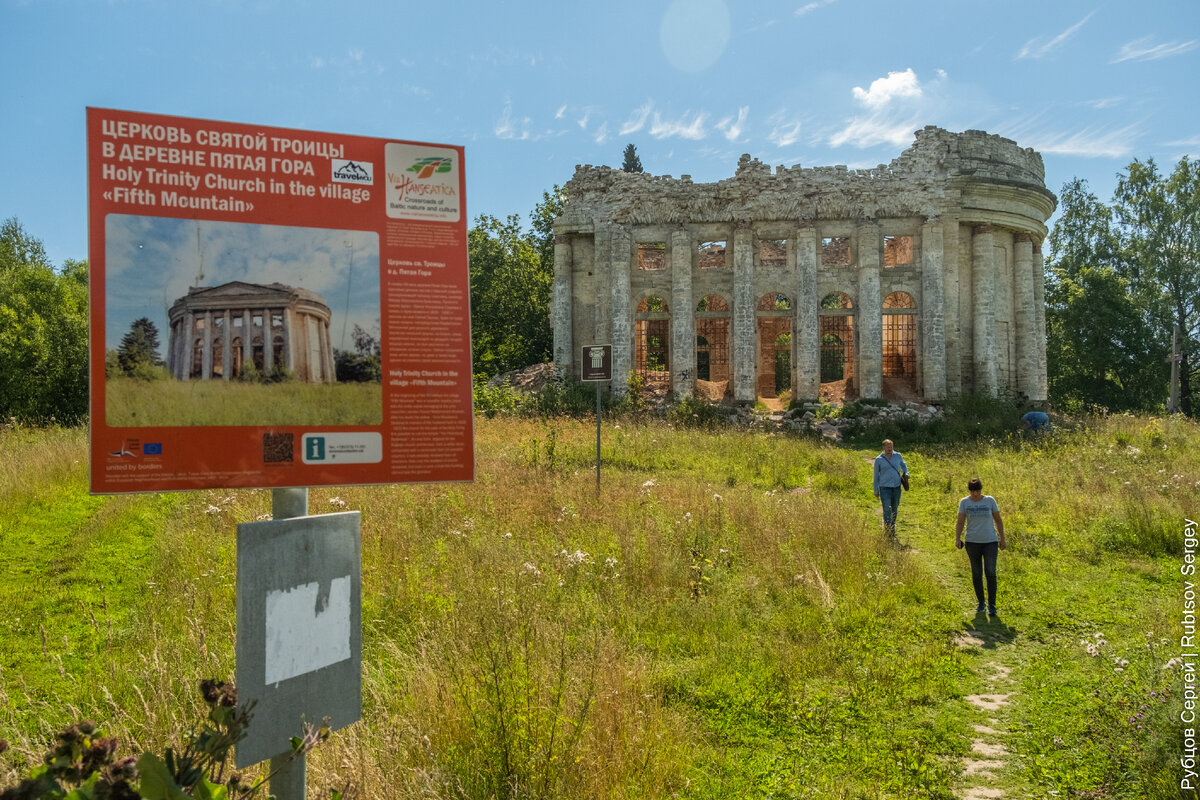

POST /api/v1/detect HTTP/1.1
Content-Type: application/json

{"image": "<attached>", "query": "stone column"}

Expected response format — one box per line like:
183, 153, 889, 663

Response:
1013, 234, 1036, 400
920, 219, 947, 401
856, 221, 882, 399
168, 319, 179, 379
201, 310, 213, 380
794, 223, 820, 401
221, 310, 232, 381
324, 319, 335, 382
670, 226, 695, 398
732, 222, 756, 403
242, 309, 253, 373
281, 308, 292, 373
262, 308, 274, 373
552, 234, 574, 375
972, 224, 998, 395
609, 227, 632, 395
1033, 245, 1048, 402
182, 311, 195, 380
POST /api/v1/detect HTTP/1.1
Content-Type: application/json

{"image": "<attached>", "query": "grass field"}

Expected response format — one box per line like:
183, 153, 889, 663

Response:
105, 377, 383, 427
0, 412, 1195, 799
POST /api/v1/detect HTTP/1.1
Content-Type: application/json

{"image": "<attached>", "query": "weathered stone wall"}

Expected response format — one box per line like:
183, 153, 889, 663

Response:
553, 127, 1056, 403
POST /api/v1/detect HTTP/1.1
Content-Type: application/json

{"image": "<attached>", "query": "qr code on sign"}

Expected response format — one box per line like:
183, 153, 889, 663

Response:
262, 433, 294, 463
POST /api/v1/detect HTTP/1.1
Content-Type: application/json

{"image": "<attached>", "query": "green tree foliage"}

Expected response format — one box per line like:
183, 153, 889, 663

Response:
621, 143, 643, 173
334, 323, 382, 382
117, 317, 164, 378
1045, 179, 1166, 412
1113, 157, 1200, 415
0, 219, 89, 423
468, 188, 564, 378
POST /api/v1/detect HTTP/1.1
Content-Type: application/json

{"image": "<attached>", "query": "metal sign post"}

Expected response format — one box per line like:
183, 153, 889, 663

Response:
236, 489, 363, 800
580, 345, 612, 492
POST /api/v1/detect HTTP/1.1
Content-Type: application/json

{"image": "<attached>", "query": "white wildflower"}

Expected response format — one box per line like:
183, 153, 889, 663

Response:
329, 496, 347, 508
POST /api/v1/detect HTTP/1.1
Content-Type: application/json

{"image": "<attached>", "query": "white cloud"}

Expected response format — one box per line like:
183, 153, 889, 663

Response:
1087, 97, 1123, 110
593, 123, 610, 145
795, 0, 837, 17
1016, 12, 1094, 59
716, 107, 749, 142
620, 102, 654, 135
555, 105, 567, 120
1111, 37, 1198, 63
1164, 135, 1200, 148
1014, 124, 1140, 158
851, 69, 921, 109
767, 112, 804, 147
494, 102, 533, 141
831, 68, 931, 149
828, 117, 917, 149
649, 111, 708, 141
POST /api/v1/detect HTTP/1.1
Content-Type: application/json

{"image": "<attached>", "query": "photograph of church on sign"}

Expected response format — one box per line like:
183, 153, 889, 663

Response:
103, 215, 383, 428
551, 127, 1056, 406
165, 281, 336, 384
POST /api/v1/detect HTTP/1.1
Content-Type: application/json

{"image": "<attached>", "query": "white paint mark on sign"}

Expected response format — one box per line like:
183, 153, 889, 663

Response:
264, 576, 352, 685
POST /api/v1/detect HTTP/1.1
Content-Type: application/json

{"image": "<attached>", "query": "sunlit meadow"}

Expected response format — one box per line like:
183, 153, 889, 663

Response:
0, 410, 1195, 798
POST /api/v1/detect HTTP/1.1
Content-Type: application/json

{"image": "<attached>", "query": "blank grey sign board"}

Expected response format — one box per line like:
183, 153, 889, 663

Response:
235, 511, 361, 767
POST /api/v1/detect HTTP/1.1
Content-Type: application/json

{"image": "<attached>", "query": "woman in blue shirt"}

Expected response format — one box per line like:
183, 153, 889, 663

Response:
955, 477, 1007, 617
872, 439, 909, 543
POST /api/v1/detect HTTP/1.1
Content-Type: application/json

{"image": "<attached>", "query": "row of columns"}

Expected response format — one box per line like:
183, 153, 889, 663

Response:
551, 219, 1046, 402
168, 307, 313, 381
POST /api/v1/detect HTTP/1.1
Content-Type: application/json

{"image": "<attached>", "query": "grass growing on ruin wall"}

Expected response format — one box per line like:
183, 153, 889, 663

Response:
0, 413, 1196, 799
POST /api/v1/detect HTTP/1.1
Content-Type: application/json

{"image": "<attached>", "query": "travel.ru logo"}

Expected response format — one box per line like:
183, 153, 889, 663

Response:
407, 157, 453, 179
332, 158, 373, 185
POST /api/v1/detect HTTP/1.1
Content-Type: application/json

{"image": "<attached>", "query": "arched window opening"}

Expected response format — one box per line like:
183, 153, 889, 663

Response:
696, 335, 711, 381
695, 294, 729, 313
757, 292, 793, 312
635, 295, 670, 380
774, 332, 792, 395
882, 292, 917, 382
272, 335, 286, 373
818, 292, 855, 399
231, 337, 244, 378
756, 293, 792, 399
212, 338, 224, 378
695, 294, 730, 385
190, 338, 204, 379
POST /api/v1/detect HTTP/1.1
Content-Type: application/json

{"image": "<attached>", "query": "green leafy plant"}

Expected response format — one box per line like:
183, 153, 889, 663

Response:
0, 681, 339, 800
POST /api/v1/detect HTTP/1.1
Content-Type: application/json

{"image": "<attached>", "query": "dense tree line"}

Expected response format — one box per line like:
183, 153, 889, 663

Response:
1046, 157, 1199, 415
0, 218, 89, 423
467, 187, 563, 379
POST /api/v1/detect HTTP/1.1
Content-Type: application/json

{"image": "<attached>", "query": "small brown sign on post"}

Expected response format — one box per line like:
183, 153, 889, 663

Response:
581, 344, 612, 382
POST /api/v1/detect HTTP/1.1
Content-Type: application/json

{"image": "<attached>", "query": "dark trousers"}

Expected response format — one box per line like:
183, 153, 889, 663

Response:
964, 541, 999, 607
879, 486, 902, 528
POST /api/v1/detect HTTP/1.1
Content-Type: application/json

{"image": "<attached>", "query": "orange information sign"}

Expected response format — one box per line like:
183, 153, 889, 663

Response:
87, 108, 473, 493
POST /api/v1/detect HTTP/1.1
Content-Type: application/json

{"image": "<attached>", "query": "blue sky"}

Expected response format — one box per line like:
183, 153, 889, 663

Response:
2, 0, 1198, 269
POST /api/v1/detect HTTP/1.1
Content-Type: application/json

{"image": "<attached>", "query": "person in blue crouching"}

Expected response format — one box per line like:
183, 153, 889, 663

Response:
1021, 409, 1050, 433
955, 477, 1006, 617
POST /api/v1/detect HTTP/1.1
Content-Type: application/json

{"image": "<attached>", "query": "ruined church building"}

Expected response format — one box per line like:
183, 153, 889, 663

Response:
551, 127, 1056, 404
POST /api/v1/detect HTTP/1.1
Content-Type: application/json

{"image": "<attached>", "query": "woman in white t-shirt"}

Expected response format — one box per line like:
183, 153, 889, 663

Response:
955, 477, 1006, 617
